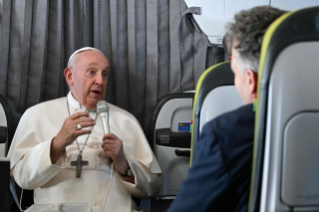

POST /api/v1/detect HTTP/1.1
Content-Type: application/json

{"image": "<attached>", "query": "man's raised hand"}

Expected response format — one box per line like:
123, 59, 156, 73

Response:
54, 111, 95, 147
101, 133, 128, 174
50, 111, 95, 163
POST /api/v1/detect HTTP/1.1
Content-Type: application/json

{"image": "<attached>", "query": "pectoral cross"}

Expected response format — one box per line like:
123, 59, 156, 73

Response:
71, 154, 89, 178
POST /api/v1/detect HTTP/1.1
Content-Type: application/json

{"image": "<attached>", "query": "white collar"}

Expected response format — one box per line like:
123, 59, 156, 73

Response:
67, 92, 96, 114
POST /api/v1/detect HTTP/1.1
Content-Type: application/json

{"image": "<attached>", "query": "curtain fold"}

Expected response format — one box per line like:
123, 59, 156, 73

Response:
134, 0, 147, 127
0, 0, 11, 97
0, 0, 224, 138
145, 0, 159, 131
45, 0, 64, 100
169, 0, 182, 94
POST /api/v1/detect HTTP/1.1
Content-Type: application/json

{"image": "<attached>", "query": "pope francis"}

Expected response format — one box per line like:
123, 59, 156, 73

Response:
7, 47, 162, 212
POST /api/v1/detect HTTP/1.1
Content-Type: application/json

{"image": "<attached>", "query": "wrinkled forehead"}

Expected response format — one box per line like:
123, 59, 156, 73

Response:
68, 47, 105, 67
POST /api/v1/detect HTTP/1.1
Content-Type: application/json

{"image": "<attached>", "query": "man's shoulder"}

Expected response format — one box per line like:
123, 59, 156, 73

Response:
17, 97, 66, 129
25, 96, 67, 115
205, 104, 254, 130
199, 104, 255, 166
201, 104, 255, 146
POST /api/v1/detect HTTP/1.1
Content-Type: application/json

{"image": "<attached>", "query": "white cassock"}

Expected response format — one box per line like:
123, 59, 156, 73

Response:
7, 92, 162, 212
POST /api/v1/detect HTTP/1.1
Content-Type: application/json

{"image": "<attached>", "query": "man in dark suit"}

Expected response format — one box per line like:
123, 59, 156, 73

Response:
168, 6, 286, 212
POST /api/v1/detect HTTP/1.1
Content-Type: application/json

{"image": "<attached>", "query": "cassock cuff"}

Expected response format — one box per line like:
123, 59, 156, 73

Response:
42, 139, 66, 168
49, 138, 67, 168
119, 157, 161, 198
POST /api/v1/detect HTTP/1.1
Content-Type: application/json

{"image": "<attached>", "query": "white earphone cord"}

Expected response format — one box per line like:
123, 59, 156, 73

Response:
19, 188, 25, 211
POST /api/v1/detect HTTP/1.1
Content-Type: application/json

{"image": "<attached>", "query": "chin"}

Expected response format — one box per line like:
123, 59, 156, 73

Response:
88, 93, 105, 106
85, 100, 98, 109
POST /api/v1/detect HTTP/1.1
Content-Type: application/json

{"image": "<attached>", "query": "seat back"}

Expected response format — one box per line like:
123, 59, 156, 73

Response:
249, 7, 319, 212
147, 93, 194, 212
191, 62, 243, 165
0, 94, 14, 157
0, 94, 34, 211
0, 107, 7, 157
0, 95, 13, 211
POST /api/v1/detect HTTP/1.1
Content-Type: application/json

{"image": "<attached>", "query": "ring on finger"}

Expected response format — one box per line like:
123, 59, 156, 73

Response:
77, 124, 82, 130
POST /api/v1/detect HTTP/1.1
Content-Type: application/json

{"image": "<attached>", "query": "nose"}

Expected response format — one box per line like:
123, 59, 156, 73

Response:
95, 72, 105, 84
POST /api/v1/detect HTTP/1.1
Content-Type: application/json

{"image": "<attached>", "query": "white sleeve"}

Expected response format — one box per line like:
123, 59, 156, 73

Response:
119, 157, 161, 198
13, 139, 67, 189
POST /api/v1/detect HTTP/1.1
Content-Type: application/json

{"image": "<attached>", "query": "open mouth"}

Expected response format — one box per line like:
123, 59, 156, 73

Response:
91, 90, 101, 95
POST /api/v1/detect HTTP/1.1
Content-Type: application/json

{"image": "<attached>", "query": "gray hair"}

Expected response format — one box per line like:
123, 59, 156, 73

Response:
225, 6, 286, 73
222, 33, 232, 57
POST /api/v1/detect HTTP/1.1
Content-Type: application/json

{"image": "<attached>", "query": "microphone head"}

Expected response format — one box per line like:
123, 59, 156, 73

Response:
97, 100, 109, 114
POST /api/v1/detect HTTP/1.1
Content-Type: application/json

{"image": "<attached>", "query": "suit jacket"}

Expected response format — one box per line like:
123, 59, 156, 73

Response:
168, 104, 255, 212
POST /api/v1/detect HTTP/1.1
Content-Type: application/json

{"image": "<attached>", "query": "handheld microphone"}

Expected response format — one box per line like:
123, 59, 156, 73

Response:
97, 100, 112, 163
97, 101, 114, 207
97, 100, 110, 134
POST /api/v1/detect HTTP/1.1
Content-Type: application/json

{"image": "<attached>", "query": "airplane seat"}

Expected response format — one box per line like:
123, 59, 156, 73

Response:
141, 93, 194, 212
0, 94, 14, 211
0, 94, 34, 211
0, 94, 14, 157
191, 62, 243, 165
249, 6, 319, 212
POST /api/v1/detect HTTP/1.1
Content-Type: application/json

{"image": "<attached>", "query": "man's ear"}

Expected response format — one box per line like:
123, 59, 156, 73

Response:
245, 69, 258, 95
64, 67, 74, 87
